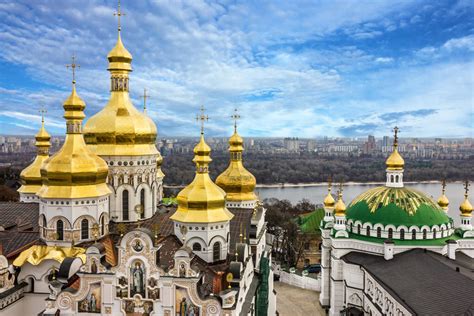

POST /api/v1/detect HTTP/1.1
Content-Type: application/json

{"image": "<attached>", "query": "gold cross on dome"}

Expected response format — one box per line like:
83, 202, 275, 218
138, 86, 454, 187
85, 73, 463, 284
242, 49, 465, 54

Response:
114, 0, 126, 32
441, 179, 446, 194
39, 106, 47, 124
464, 180, 470, 198
393, 126, 400, 146
231, 108, 241, 132
327, 176, 332, 192
196, 105, 208, 135
338, 182, 343, 198
66, 54, 80, 84
141, 88, 150, 113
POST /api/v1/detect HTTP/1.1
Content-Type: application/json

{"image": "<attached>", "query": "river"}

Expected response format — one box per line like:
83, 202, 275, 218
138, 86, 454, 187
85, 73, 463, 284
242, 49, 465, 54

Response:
256, 182, 466, 226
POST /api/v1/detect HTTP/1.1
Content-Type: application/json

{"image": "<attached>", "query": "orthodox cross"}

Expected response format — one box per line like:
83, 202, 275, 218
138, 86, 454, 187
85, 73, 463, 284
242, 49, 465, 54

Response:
114, 0, 125, 32
338, 182, 343, 199
327, 176, 332, 193
441, 179, 447, 194
66, 54, 80, 84
196, 105, 208, 135
393, 126, 400, 147
231, 108, 240, 132
140, 88, 150, 113
39, 106, 47, 124
464, 180, 470, 198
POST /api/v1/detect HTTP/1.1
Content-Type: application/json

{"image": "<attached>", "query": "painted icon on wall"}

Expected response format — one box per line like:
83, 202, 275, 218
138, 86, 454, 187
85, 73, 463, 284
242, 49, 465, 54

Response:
130, 261, 145, 297
175, 287, 200, 316
78, 283, 101, 313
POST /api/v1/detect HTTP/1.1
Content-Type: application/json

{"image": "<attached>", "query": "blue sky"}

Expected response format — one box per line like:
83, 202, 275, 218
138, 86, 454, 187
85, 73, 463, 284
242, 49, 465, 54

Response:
0, 0, 473, 137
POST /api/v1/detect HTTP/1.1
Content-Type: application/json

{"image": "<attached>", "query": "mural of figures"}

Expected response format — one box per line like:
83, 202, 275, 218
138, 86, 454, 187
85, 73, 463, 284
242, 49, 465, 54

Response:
148, 288, 160, 300
78, 283, 101, 313
175, 287, 200, 316
130, 261, 145, 297
123, 299, 154, 316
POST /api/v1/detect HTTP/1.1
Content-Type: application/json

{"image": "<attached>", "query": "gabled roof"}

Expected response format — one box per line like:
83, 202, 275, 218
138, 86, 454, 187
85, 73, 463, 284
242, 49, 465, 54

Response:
342, 249, 474, 315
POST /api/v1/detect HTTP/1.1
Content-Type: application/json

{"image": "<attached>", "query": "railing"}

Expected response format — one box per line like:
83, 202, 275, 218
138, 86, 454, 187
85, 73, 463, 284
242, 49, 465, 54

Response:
278, 270, 321, 291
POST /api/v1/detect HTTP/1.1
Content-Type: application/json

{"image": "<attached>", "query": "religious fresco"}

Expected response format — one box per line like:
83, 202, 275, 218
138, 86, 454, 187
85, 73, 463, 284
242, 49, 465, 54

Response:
78, 283, 101, 313
123, 297, 153, 316
130, 260, 146, 297
175, 287, 200, 316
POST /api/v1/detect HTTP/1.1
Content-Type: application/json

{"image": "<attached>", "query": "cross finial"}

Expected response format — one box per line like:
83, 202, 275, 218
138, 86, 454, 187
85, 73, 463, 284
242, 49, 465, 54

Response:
114, 0, 125, 32
327, 176, 332, 193
338, 182, 343, 199
393, 126, 400, 147
39, 106, 47, 124
196, 105, 208, 135
464, 180, 470, 198
231, 108, 241, 132
141, 88, 150, 114
66, 54, 80, 84
441, 179, 446, 194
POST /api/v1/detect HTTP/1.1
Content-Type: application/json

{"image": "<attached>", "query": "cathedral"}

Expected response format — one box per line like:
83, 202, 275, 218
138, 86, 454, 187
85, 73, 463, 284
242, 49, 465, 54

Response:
0, 3, 276, 315
319, 128, 474, 315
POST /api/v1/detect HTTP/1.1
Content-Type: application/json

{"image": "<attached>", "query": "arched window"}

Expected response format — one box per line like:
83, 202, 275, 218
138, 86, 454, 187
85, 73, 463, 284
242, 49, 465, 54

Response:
122, 190, 129, 221
56, 220, 64, 241
388, 228, 393, 239
140, 189, 145, 219
350, 223, 353, 232
357, 224, 361, 234
192, 243, 202, 251
395, 175, 399, 183
412, 229, 417, 240
366, 226, 371, 236
400, 229, 405, 240
377, 227, 382, 238
390, 175, 394, 182
213, 242, 221, 261
422, 229, 427, 240
42, 215, 47, 237
433, 229, 437, 239
100, 216, 105, 235
81, 219, 89, 240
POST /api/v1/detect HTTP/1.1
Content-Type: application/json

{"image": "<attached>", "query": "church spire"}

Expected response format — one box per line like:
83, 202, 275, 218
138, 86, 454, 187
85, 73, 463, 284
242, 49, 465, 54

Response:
385, 127, 405, 188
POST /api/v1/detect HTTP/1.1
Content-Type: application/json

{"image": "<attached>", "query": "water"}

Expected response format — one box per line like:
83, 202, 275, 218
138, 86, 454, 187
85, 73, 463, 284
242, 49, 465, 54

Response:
256, 182, 466, 226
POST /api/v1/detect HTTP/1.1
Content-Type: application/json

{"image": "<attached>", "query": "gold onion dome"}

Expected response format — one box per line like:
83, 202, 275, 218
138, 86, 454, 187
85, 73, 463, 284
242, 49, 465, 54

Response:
18, 115, 51, 194
171, 134, 234, 223
334, 190, 346, 216
460, 183, 472, 217
386, 127, 404, 170
216, 128, 257, 202
37, 81, 110, 199
323, 182, 335, 208
83, 31, 158, 156
437, 181, 449, 209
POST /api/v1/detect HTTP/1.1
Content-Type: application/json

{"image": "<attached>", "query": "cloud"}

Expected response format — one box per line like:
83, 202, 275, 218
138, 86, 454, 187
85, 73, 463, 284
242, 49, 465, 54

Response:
443, 35, 474, 52
375, 57, 394, 63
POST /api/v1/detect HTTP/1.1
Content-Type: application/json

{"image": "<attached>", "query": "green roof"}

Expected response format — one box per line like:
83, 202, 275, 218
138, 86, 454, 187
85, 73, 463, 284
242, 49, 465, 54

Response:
296, 208, 324, 234
347, 200, 451, 228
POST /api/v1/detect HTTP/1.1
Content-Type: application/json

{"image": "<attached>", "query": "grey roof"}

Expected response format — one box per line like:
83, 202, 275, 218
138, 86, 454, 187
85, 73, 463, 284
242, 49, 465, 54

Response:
342, 249, 474, 315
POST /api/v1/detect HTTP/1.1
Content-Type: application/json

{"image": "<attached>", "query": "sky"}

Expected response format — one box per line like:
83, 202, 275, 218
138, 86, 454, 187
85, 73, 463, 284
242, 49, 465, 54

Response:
0, 0, 473, 138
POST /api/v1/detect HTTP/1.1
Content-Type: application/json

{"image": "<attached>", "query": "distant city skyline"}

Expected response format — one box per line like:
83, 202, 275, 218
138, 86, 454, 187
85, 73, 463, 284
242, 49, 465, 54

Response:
0, 0, 473, 138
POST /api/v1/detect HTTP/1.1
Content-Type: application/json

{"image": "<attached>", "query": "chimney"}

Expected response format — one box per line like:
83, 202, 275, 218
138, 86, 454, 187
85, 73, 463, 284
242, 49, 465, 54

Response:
384, 239, 394, 260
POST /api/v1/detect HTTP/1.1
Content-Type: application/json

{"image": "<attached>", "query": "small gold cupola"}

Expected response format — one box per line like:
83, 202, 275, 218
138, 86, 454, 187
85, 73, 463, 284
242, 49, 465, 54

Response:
83, 1, 158, 156
334, 188, 347, 217
460, 181, 472, 217
216, 109, 257, 202
437, 180, 449, 211
386, 126, 405, 170
18, 108, 51, 197
37, 57, 110, 199
170, 107, 234, 223
323, 179, 336, 208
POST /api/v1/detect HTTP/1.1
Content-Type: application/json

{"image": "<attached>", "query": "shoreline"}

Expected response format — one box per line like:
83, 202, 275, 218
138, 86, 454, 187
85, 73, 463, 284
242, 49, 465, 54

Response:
164, 180, 466, 190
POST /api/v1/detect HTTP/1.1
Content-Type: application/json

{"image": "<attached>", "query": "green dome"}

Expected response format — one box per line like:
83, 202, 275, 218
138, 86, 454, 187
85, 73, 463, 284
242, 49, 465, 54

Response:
346, 186, 452, 228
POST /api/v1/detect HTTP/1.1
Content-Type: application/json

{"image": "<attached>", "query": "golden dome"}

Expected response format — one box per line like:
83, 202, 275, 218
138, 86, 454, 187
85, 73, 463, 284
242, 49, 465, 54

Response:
460, 185, 472, 217
323, 181, 335, 208
386, 127, 404, 170
18, 118, 51, 195
37, 83, 110, 199
171, 134, 234, 223
216, 129, 257, 202
83, 31, 158, 156
334, 190, 346, 216
437, 181, 449, 209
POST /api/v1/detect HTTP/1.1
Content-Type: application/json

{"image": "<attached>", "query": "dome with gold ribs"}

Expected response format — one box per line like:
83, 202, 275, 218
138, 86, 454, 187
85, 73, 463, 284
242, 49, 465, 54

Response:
37, 83, 110, 199
171, 134, 234, 223
216, 129, 257, 202
83, 32, 158, 156
18, 118, 51, 194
